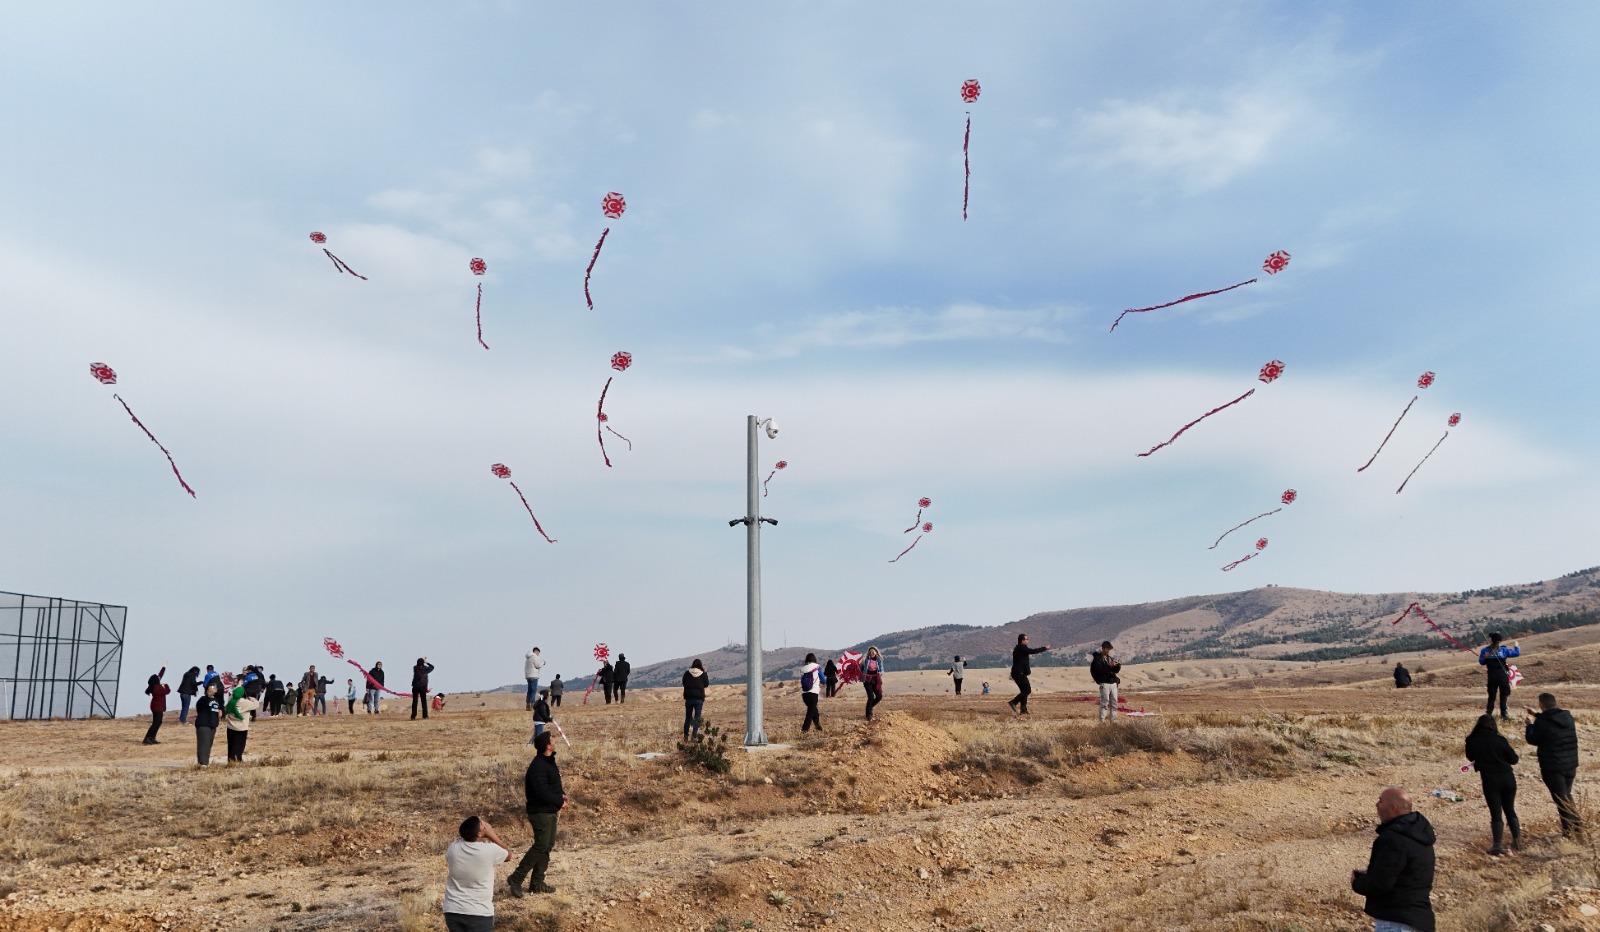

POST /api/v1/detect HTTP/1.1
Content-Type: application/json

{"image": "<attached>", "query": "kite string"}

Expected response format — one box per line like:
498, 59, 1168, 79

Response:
1358, 395, 1417, 472
475, 283, 489, 350
1137, 388, 1255, 458
1109, 279, 1257, 333
596, 377, 613, 468
508, 480, 557, 543
585, 228, 610, 310
1208, 508, 1281, 550
1395, 432, 1449, 495
113, 394, 196, 497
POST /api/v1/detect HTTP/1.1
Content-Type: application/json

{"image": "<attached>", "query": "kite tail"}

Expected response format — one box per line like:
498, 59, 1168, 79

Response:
1109, 279, 1257, 333
889, 535, 924, 563
1137, 388, 1255, 457
475, 283, 489, 350
508, 480, 558, 543
1396, 432, 1449, 495
585, 228, 609, 310
1208, 508, 1282, 549
1358, 396, 1417, 472
345, 659, 411, 698
962, 114, 971, 221
323, 249, 367, 280
596, 377, 613, 468
113, 394, 196, 497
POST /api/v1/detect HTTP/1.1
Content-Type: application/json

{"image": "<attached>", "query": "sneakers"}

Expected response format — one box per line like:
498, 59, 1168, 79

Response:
531, 882, 556, 894
506, 876, 525, 898
1487, 845, 1507, 856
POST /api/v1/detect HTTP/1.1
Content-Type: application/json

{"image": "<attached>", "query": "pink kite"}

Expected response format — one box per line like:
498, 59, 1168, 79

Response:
1209, 488, 1297, 550
903, 497, 933, 533
1220, 537, 1268, 572
469, 258, 490, 350
1109, 251, 1289, 332
1396, 413, 1458, 495
585, 192, 626, 310
323, 635, 411, 697
596, 352, 633, 466
835, 650, 864, 686
960, 79, 980, 220
890, 522, 933, 563
490, 463, 557, 543
1358, 371, 1435, 472
763, 460, 788, 497
1138, 360, 1284, 457
89, 363, 196, 497
582, 643, 612, 705
309, 232, 367, 280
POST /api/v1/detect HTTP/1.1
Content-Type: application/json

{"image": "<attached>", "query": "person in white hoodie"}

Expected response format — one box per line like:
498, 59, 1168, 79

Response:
524, 648, 545, 712
799, 653, 824, 733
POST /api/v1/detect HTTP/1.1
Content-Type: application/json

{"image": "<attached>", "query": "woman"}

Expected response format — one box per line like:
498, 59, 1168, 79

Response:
176, 666, 201, 724
224, 682, 262, 764
862, 647, 885, 721
193, 680, 222, 766
799, 653, 823, 733
682, 659, 709, 740
143, 668, 170, 745
1465, 713, 1521, 855
345, 678, 357, 715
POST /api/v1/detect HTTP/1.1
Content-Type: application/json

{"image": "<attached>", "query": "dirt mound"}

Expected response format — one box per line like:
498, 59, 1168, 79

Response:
830, 711, 959, 811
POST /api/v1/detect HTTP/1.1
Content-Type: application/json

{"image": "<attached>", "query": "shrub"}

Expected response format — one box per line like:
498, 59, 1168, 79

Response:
679, 721, 732, 774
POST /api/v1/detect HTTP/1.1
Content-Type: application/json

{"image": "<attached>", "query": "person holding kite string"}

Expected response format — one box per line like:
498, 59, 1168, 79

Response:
1090, 642, 1122, 723
1479, 633, 1521, 721
1008, 634, 1051, 715
1464, 714, 1521, 856
523, 647, 545, 712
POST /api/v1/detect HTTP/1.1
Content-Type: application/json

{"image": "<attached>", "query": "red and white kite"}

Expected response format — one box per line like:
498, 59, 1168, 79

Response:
1358, 371, 1435, 472
890, 522, 933, 563
323, 635, 411, 697
585, 192, 626, 310
1138, 360, 1285, 457
1109, 251, 1288, 332
904, 497, 932, 533
960, 79, 980, 220
470, 257, 490, 350
88, 362, 196, 497
490, 463, 556, 543
596, 351, 634, 466
1220, 537, 1268, 572
835, 650, 864, 686
763, 460, 788, 497
310, 232, 367, 280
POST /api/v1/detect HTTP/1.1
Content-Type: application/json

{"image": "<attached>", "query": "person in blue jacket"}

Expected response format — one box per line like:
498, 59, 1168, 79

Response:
1479, 632, 1521, 721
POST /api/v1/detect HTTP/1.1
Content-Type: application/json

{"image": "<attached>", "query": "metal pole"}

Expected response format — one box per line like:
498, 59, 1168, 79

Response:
743, 415, 767, 745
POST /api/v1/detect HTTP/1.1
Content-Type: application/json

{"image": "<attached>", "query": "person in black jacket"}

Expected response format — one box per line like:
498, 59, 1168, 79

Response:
507, 732, 567, 896
369, 661, 386, 714
412, 657, 435, 720
1008, 633, 1051, 715
177, 667, 201, 724
598, 661, 615, 704
1525, 691, 1582, 837
529, 689, 553, 744
1090, 642, 1122, 722
1479, 632, 1521, 720
613, 654, 631, 704
264, 675, 286, 716
1465, 714, 1521, 855
823, 658, 838, 698
1393, 663, 1412, 689
1350, 786, 1435, 932
193, 681, 222, 766
682, 660, 708, 740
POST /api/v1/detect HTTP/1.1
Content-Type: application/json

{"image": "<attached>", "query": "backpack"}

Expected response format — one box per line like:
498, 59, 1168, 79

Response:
801, 668, 816, 691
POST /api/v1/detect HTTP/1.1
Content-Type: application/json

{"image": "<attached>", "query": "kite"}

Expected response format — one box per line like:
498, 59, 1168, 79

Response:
89, 363, 196, 497
835, 650, 864, 686
1209, 488, 1297, 550
960, 79, 980, 220
596, 351, 633, 467
490, 463, 557, 543
1070, 695, 1153, 715
1220, 537, 1268, 572
310, 232, 367, 280
890, 522, 933, 563
904, 497, 932, 534
470, 257, 489, 350
1138, 359, 1284, 457
322, 635, 411, 697
585, 191, 626, 310
1395, 413, 1458, 495
1358, 371, 1435, 472
1390, 601, 1521, 686
582, 643, 612, 705
1109, 251, 1288, 332
763, 460, 788, 497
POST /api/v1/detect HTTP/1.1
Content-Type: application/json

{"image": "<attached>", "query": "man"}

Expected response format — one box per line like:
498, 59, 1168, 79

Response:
508, 731, 567, 896
298, 667, 319, 716
613, 654, 631, 704
1479, 632, 1521, 720
529, 688, 553, 743
549, 674, 563, 708
523, 647, 545, 712
202, 665, 221, 691
1525, 691, 1582, 837
1090, 641, 1122, 722
369, 661, 385, 713
264, 674, 286, 716
442, 815, 510, 932
947, 655, 966, 696
313, 672, 334, 715
598, 660, 614, 705
1350, 786, 1435, 932
412, 657, 435, 720
1393, 663, 1412, 689
1008, 633, 1051, 715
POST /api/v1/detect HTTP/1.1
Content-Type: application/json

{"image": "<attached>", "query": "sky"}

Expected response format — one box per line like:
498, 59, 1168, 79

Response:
1, 3, 1596, 706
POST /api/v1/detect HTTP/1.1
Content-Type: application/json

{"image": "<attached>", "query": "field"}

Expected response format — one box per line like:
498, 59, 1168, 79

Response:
5, 630, 1600, 931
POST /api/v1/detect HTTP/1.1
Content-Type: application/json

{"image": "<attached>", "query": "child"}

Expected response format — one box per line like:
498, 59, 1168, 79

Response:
432, 692, 446, 712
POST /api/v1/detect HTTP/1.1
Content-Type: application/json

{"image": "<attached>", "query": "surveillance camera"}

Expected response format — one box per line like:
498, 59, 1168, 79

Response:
764, 419, 780, 439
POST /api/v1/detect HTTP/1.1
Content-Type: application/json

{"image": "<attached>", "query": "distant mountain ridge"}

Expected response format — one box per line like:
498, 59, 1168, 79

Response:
625, 566, 1600, 689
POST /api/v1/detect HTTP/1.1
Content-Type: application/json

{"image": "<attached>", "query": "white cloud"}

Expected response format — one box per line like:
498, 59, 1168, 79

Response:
710, 303, 1082, 359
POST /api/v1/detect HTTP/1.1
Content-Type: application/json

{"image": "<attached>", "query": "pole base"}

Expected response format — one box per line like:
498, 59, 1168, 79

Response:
743, 730, 767, 747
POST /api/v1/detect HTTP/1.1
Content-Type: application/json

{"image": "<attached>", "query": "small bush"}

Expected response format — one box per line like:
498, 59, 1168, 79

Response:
679, 721, 732, 774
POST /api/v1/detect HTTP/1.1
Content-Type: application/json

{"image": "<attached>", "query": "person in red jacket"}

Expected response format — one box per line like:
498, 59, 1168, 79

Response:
143, 667, 170, 745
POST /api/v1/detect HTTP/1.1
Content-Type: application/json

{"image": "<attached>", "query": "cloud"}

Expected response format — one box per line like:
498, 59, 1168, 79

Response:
707, 302, 1082, 360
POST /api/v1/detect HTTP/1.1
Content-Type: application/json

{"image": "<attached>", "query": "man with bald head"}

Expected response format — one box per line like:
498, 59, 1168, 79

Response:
1350, 786, 1435, 932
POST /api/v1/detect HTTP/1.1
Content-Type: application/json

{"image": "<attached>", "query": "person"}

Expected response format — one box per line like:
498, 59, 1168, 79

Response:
443, 815, 510, 932
264, 674, 286, 716
369, 661, 386, 713
862, 647, 885, 720
283, 684, 298, 717
433, 692, 446, 712
948, 655, 966, 696
362, 679, 374, 713
202, 665, 221, 691
176, 666, 201, 724
412, 657, 435, 720
314, 672, 334, 716
530, 688, 553, 742
549, 675, 563, 708
682, 660, 708, 740
345, 678, 358, 715
143, 668, 170, 745
298, 667, 319, 716
507, 731, 567, 896
799, 653, 823, 733
1393, 663, 1412, 689
1009, 633, 1051, 715
193, 680, 222, 766
224, 681, 263, 764
598, 660, 615, 705
613, 654, 631, 704
523, 647, 545, 712
1479, 633, 1521, 720
981, 681, 990, 695
1350, 786, 1435, 932
1090, 641, 1122, 722
1464, 714, 1520, 855
1525, 691, 1582, 837
824, 657, 839, 698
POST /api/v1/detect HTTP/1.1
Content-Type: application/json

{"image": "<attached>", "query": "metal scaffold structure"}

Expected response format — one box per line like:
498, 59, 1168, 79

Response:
0, 590, 126, 720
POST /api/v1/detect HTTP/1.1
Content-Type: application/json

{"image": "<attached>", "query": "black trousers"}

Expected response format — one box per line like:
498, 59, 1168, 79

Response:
226, 729, 248, 761
953, 678, 963, 695
195, 726, 216, 765
1542, 769, 1582, 835
825, 679, 837, 698
801, 692, 822, 731
863, 681, 882, 719
1481, 770, 1520, 846
552, 693, 562, 707
1010, 672, 1032, 711
143, 712, 162, 744
412, 691, 428, 718
602, 683, 613, 704
1486, 679, 1511, 717
615, 682, 627, 703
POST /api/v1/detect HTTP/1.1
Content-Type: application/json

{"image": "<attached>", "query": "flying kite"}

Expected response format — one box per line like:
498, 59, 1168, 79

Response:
1138, 360, 1284, 457
322, 636, 411, 697
310, 232, 367, 280
490, 463, 557, 543
1396, 413, 1459, 495
763, 460, 788, 497
582, 643, 612, 705
890, 522, 933, 563
960, 79, 980, 220
1109, 251, 1288, 333
1209, 488, 1297, 549
596, 351, 633, 467
89, 363, 196, 497
1390, 601, 1522, 686
904, 497, 933, 533
470, 257, 490, 350
1358, 371, 1435, 472
585, 192, 626, 310
1220, 537, 1268, 572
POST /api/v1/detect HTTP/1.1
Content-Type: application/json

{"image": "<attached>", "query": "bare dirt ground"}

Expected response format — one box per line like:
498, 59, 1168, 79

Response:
4, 632, 1600, 931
